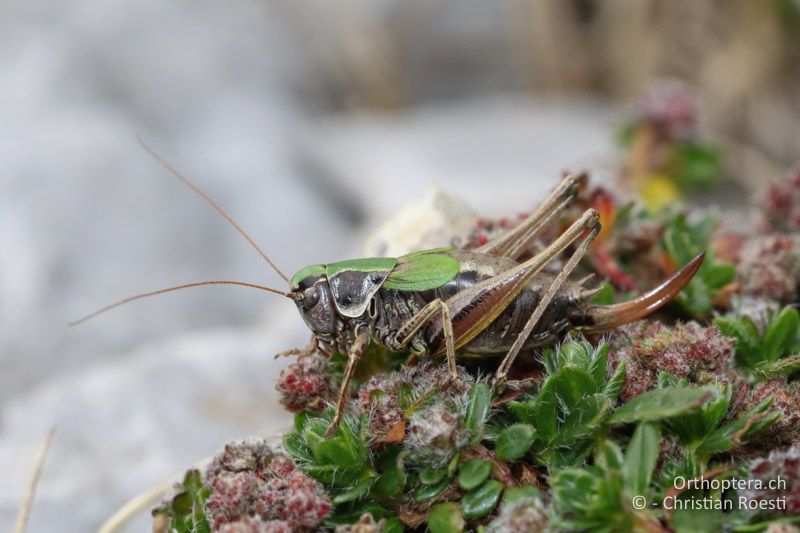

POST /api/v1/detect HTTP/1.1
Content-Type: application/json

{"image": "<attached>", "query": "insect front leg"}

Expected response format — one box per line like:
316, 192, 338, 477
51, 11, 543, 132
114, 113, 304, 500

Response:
477, 173, 585, 259
492, 209, 601, 388
393, 298, 457, 379
274, 334, 317, 359
326, 327, 371, 436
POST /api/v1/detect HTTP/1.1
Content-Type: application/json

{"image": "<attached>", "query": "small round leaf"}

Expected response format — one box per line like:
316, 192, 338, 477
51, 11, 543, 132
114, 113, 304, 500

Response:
461, 480, 503, 520
495, 423, 535, 461
458, 459, 491, 491
428, 502, 464, 533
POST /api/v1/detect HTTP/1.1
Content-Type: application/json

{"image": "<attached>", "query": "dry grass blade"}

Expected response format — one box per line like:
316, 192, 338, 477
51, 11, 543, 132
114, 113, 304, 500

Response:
98, 479, 175, 533
98, 449, 219, 533
14, 426, 56, 533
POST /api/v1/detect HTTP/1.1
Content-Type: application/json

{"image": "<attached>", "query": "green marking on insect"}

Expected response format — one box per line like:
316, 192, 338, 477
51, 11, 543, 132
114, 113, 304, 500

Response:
290, 264, 326, 288
325, 257, 397, 278
384, 249, 460, 291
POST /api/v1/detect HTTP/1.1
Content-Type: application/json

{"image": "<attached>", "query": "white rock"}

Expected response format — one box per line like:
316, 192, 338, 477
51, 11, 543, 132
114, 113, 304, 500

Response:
362, 186, 477, 257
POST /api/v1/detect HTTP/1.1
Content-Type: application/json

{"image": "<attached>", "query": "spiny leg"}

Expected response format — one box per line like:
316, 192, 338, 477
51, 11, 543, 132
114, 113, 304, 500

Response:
477, 173, 585, 260
492, 209, 601, 387
394, 298, 457, 378
275, 334, 317, 359
326, 327, 371, 436
423, 208, 600, 355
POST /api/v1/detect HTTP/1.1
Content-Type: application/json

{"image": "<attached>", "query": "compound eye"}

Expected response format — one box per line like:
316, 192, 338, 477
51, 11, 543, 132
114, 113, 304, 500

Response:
303, 286, 320, 308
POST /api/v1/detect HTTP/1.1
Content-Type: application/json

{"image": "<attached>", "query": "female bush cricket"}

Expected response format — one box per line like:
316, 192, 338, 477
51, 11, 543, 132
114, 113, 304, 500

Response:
73, 141, 704, 435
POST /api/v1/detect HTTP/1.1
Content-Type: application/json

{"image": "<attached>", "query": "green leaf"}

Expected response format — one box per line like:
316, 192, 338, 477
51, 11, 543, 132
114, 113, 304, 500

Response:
171, 491, 193, 516
191, 510, 210, 533
553, 366, 597, 409
599, 440, 624, 470
663, 385, 729, 445
756, 354, 800, 378
663, 220, 695, 266
419, 467, 448, 485
702, 263, 735, 290
428, 502, 464, 533
282, 432, 313, 464
714, 316, 761, 369
671, 143, 721, 190
533, 378, 558, 443
668, 493, 722, 533
447, 454, 460, 477
413, 477, 450, 502
165, 470, 211, 533
325, 502, 392, 527
589, 343, 610, 388
604, 360, 626, 400
763, 307, 800, 362
553, 394, 609, 445
502, 485, 540, 505
462, 480, 504, 520
458, 460, 491, 491
495, 423, 536, 461
465, 383, 492, 444
315, 437, 362, 470
696, 398, 778, 456
372, 467, 405, 499
383, 518, 405, 533
623, 423, 660, 496
293, 411, 312, 432
302, 420, 328, 452
333, 475, 375, 504
182, 469, 204, 494
507, 399, 536, 425
590, 282, 616, 305
660, 212, 732, 316
560, 341, 593, 369
608, 387, 711, 424
616, 123, 637, 147
303, 464, 358, 487
542, 348, 559, 375
549, 439, 597, 470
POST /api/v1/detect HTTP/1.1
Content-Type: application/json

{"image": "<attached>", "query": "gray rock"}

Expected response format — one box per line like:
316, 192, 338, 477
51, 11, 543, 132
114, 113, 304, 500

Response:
0, 316, 303, 533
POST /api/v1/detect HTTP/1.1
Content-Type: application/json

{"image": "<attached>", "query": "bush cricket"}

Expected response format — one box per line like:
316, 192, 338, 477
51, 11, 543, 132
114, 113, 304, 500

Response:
73, 142, 704, 435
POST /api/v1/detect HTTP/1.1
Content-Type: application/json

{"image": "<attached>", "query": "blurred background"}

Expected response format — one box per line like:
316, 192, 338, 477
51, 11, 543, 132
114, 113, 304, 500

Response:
2, 0, 800, 531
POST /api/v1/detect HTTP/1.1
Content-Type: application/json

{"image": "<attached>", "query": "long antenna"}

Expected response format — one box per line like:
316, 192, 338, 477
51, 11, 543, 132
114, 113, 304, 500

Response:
69, 280, 293, 326
136, 136, 290, 284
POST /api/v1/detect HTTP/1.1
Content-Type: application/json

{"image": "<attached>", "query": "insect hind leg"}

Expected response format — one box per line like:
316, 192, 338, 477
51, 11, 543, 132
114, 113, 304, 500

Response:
477, 173, 585, 260
492, 208, 600, 388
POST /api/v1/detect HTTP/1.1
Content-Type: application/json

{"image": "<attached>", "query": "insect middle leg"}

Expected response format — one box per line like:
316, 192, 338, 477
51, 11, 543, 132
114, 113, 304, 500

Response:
393, 299, 457, 378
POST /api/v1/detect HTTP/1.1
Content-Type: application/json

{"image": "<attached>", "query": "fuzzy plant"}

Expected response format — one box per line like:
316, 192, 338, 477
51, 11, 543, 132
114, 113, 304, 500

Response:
714, 306, 800, 380
153, 441, 332, 533
146, 125, 800, 532
711, 303, 800, 449
660, 212, 735, 316
153, 329, 800, 532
